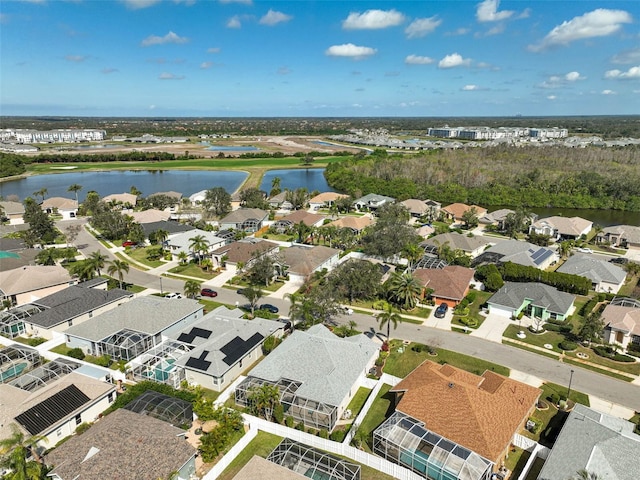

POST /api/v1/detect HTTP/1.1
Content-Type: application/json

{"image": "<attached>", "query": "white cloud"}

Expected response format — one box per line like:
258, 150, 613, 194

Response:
462, 84, 479, 91
438, 53, 471, 69
200, 62, 214, 69
611, 47, 640, 64
342, 9, 405, 30
227, 16, 241, 28
405, 54, 434, 65
602, 89, 616, 95
405, 16, 441, 38
529, 9, 632, 52
65, 55, 87, 62
547, 95, 557, 100
538, 71, 585, 88
141, 31, 189, 47
325, 43, 377, 59
605, 66, 640, 79
277, 66, 291, 75
207, 47, 221, 54
102, 67, 118, 74
476, 0, 514, 23
259, 9, 292, 26
447, 27, 470, 36
565, 71, 584, 81
219, 0, 252, 4
121, 0, 161, 10
159, 72, 185, 80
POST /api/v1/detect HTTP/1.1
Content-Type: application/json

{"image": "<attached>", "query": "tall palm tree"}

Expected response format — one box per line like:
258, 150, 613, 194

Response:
88, 250, 107, 276
0, 424, 47, 480
403, 243, 423, 270
32, 188, 48, 203
184, 280, 201, 299
177, 251, 189, 265
376, 303, 402, 342
188, 234, 209, 266
388, 271, 422, 310
107, 259, 130, 290
154, 229, 169, 249
67, 184, 82, 204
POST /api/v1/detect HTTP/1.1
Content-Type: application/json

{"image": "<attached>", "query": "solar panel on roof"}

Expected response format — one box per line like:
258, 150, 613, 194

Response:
15, 384, 90, 435
533, 250, 553, 265
185, 351, 211, 371
530, 248, 547, 261
220, 333, 264, 366
177, 327, 212, 344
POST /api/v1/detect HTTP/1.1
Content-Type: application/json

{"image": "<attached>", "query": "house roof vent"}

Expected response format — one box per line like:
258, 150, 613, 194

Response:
448, 382, 455, 388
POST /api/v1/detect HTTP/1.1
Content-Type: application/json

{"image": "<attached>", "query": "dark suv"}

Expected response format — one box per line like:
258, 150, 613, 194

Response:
200, 288, 218, 298
434, 302, 449, 318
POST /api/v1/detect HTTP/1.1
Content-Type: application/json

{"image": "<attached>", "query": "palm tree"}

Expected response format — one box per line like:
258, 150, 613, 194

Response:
571, 470, 599, 480
403, 243, 423, 270
270, 176, 282, 197
188, 234, 209, 266
184, 280, 201, 299
154, 229, 169, 249
107, 259, 130, 290
558, 240, 574, 259
88, 250, 107, 276
376, 303, 402, 342
388, 271, 422, 310
36, 248, 56, 266
67, 184, 82, 204
177, 251, 188, 265
0, 424, 47, 480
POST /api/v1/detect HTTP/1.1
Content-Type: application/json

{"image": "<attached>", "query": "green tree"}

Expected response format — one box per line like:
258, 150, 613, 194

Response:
558, 240, 574, 259
0, 424, 48, 480
88, 250, 107, 276
184, 280, 201, 299
387, 271, 422, 310
154, 229, 169, 249
188, 234, 209, 266
107, 259, 130, 289
239, 187, 267, 209
203, 187, 232, 218
461, 207, 479, 230
402, 243, 423, 270
67, 184, 82, 204
376, 303, 402, 342
23, 198, 56, 244
292, 221, 311, 244
240, 285, 264, 318
578, 312, 604, 346
177, 251, 189, 265
246, 251, 278, 287
246, 384, 280, 422
269, 176, 282, 197
328, 259, 382, 303
361, 203, 421, 259
285, 188, 308, 210
35, 248, 56, 266
68, 259, 97, 281
32, 188, 47, 202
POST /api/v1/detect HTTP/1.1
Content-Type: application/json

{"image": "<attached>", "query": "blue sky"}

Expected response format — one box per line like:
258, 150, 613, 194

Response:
1, 0, 639, 117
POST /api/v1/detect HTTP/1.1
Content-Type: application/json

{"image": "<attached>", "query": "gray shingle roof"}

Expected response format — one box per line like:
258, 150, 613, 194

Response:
557, 254, 627, 285
280, 245, 340, 276
64, 296, 202, 341
538, 404, 640, 480
423, 232, 490, 254
247, 324, 377, 406
220, 208, 269, 224
483, 240, 557, 268
488, 281, 575, 315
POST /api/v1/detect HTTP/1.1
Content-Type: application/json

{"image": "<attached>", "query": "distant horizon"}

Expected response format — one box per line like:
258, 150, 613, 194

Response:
2, 1, 639, 117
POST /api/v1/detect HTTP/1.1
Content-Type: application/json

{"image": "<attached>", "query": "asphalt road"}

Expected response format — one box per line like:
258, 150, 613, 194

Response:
69, 218, 640, 412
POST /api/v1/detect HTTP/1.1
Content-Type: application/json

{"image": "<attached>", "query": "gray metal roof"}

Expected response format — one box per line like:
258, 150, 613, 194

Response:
247, 324, 378, 407
538, 404, 640, 480
557, 254, 627, 286
64, 296, 202, 341
487, 281, 575, 315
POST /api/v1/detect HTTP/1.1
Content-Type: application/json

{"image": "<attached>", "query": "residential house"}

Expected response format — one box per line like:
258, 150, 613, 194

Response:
128, 208, 171, 224
598, 224, 640, 250
46, 408, 197, 480
441, 203, 487, 223
235, 324, 378, 432
415, 224, 435, 238
557, 254, 626, 293
326, 215, 374, 234
165, 228, 226, 262
211, 238, 279, 269
601, 298, 640, 354
472, 240, 558, 270
308, 192, 349, 211
487, 281, 575, 321
0, 279, 132, 339
0, 265, 75, 307
422, 232, 491, 259
63, 297, 203, 361
139, 220, 195, 241
41, 197, 78, 220
219, 208, 269, 232
353, 193, 395, 212
373, 361, 540, 480
148, 190, 182, 207
0, 201, 25, 225
102, 192, 137, 208
529, 216, 593, 241
480, 208, 516, 229
280, 245, 341, 284
413, 266, 475, 307
400, 199, 441, 219
188, 189, 207, 205
274, 210, 326, 233
538, 403, 640, 480
268, 191, 293, 211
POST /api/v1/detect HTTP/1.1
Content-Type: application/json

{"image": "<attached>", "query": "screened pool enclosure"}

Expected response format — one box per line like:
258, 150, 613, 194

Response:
0, 304, 45, 338
129, 340, 192, 388
99, 328, 155, 362
124, 390, 193, 429
0, 345, 41, 383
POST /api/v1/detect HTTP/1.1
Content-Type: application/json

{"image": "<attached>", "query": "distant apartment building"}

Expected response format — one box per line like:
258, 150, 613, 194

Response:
529, 127, 568, 139
428, 126, 567, 140
4, 129, 106, 144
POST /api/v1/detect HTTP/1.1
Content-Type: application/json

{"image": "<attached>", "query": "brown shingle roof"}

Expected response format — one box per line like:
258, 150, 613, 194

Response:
308, 192, 349, 204
413, 265, 475, 302
391, 361, 541, 463
602, 304, 640, 336
0, 265, 72, 296
327, 216, 373, 232
442, 203, 487, 220
212, 239, 279, 264
276, 210, 326, 227
281, 245, 340, 276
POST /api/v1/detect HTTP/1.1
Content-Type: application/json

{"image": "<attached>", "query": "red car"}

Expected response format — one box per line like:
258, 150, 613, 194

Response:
200, 288, 218, 298
122, 241, 137, 247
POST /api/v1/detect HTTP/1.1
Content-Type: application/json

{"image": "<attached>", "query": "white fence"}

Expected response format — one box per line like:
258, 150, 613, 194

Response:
202, 424, 258, 480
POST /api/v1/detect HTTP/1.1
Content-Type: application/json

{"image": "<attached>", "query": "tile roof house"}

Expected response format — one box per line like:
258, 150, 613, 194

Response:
472, 240, 558, 270
219, 208, 269, 232
274, 210, 326, 232
326, 215, 374, 233
235, 324, 378, 431
41, 197, 78, 220
102, 192, 138, 207
280, 245, 341, 282
0, 200, 25, 225
441, 203, 487, 223
601, 300, 640, 354
308, 192, 349, 211
165, 228, 226, 262
487, 281, 575, 321
400, 199, 441, 219
353, 193, 395, 212
597, 224, 640, 250
422, 232, 491, 258
413, 266, 475, 307
557, 254, 627, 293
128, 208, 171, 224
374, 360, 540, 474
267, 191, 293, 210
211, 238, 280, 269
0, 265, 75, 307
538, 403, 640, 480
529, 216, 593, 241
46, 408, 197, 480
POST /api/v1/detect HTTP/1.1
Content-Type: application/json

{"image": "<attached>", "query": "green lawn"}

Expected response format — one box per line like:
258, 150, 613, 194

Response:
228, 278, 284, 293
618, 274, 640, 297
169, 262, 217, 280
503, 324, 566, 354
125, 246, 165, 268
563, 358, 634, 382
12, 336, 47, 347
199, 299, 227, 313
502, 339, 561, 360
216, 431, 283, 480
345, 387, 372, 420
565, 345, 640, 375
451, 290, 493, 329
114, 251, 149, 270
354, 384, 393, 452
50, 344, 73, 356
383, 340, 510, 378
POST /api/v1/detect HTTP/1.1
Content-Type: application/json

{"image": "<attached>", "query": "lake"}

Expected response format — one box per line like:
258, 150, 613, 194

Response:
260, 168, 333, 194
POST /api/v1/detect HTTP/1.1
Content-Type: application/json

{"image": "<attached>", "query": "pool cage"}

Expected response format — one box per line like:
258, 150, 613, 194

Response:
129, 340, 192, 388
235, 376, 338, 431
8, 357, 82, 392
99, 329, 155, 362
0, 304, 45, 338
124, 390, 193, 429
373, 412, 493, 480
0, 345, 41, 383
267, 438, 360, 480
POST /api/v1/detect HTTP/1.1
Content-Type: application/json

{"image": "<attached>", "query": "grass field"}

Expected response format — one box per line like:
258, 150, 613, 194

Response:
168, 262, 217, 280
355, 384, 393, 453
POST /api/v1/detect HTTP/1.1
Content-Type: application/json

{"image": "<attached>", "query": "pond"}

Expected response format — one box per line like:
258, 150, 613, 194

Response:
260, 168, 334, 193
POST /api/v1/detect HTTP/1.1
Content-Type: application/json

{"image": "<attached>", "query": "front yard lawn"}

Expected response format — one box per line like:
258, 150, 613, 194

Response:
355, 384, 393, 452
169, 262, 218, 280
228, 277, 285, 293
503, 324, 566, 354
216, 431, 282, 480
125, 246, 165, 268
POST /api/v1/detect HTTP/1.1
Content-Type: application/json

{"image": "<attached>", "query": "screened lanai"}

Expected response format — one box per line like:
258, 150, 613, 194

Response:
8, 358, 81, 392
99, 328, 154, 362
0, 345, 41, 383
0, 304, 44, 338
235, 376, 338, 431
130, 340, 192, 388
124, 390, 193, 429
267, 438, 360, 480
373, 412, 493, 480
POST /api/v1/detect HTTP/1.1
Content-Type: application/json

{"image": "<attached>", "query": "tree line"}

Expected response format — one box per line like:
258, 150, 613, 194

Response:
0, 153, 27, 178
25, 150, 176, 164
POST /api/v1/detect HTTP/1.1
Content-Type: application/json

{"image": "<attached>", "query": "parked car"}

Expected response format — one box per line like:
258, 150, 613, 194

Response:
277, 318, 292, 332
200, 288, 218, 298
122, 241, 137, 247
258, 304, 279, 314
165, 292, 183, 299
434, 302, 448, 318
236, 288, 247, 296
576, 247, 593, 254
342, 306, 354, 315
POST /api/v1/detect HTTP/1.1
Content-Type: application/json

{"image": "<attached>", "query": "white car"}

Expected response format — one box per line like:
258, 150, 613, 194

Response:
165, 292, 183, 299
343, 307, 354, 315
576, 247, 593, 254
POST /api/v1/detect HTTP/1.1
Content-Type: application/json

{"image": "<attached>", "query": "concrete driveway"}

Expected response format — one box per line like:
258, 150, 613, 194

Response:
470, 313, 516, 343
